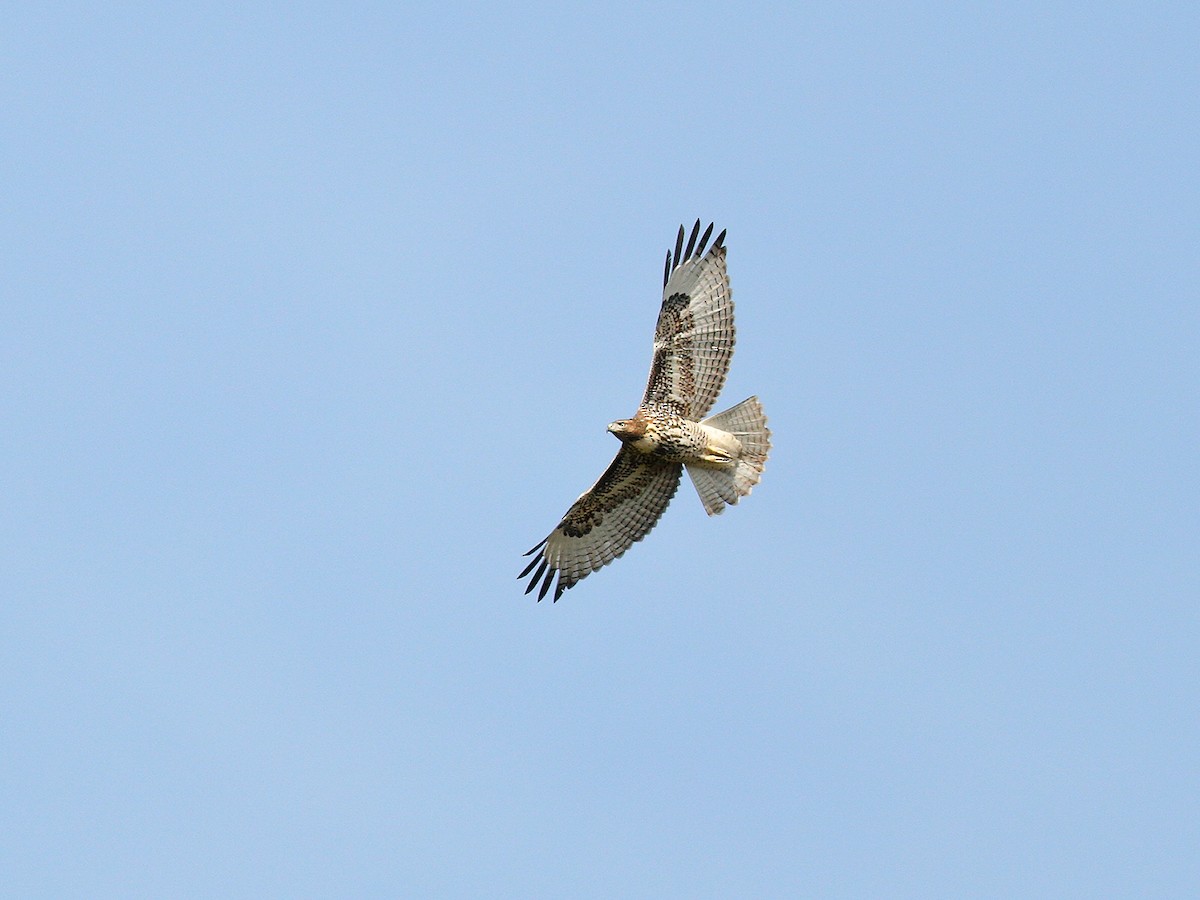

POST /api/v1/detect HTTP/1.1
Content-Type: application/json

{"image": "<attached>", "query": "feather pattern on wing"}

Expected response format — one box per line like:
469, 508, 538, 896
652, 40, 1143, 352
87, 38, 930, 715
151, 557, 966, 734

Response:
520, 447, 682, 601
642, 220, 733, 419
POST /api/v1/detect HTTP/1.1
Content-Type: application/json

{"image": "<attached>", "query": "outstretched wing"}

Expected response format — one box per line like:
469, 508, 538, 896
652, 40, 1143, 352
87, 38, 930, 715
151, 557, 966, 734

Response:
520, 448, 682, 602
641, 220, 735, 419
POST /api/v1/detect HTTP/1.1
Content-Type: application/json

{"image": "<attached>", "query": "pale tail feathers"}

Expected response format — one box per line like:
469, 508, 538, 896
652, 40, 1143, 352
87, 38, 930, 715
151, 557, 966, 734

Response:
686, 396, 771, 515
702, 395, 771, 460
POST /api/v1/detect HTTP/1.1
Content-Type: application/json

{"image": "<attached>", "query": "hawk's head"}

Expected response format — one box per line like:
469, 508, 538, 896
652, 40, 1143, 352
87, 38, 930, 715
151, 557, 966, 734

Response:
607, 417, 648, 444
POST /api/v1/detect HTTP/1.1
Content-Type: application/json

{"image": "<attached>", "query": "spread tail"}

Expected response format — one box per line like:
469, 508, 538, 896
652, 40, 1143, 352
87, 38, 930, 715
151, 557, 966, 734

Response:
686, 396, 771, 515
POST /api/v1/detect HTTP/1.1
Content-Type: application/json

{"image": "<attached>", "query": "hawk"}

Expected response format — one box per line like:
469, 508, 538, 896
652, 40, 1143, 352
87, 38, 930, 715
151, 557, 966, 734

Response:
520, 221, 771, 602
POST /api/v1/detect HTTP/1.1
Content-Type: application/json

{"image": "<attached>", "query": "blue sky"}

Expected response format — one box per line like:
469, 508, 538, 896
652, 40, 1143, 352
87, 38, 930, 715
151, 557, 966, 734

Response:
3, 2, 1197, 896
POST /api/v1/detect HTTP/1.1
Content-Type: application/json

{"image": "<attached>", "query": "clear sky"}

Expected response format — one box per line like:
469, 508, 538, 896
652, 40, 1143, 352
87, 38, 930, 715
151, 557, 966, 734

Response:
3, 3, 1197, 897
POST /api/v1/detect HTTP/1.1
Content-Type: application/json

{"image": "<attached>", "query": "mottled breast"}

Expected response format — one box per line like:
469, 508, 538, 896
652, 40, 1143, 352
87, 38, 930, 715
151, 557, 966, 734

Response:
639, 412, 709, 462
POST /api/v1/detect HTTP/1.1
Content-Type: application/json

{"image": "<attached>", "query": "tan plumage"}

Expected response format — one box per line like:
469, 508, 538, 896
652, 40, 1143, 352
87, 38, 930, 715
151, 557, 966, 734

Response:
521, 221, 770, 601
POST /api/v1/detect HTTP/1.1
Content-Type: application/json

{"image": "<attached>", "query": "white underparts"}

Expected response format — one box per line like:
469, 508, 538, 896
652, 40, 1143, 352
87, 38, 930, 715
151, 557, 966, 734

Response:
692, 423, 743, 467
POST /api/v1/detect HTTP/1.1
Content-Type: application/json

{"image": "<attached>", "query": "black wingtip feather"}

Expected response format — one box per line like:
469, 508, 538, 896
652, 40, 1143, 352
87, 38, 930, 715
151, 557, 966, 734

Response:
523, 558, 548, 594
537, 565, 556, 601
519, 553, 543, 579
554, 580, 567, 602
665, 222, 720, 284
683, 218, 701, 261
524, 538, 547, 557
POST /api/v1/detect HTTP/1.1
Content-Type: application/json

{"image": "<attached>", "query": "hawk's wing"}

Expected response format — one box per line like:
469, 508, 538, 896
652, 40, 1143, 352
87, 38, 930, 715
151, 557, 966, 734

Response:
520, 447, 683, 602
640, 221, 734, 419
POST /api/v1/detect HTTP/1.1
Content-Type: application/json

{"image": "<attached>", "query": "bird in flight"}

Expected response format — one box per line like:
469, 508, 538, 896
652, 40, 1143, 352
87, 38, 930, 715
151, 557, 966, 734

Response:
520, 220, 771, 602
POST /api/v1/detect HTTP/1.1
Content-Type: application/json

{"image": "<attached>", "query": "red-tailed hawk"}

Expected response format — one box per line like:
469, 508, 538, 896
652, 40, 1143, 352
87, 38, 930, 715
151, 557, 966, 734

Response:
520, 221, 770, 602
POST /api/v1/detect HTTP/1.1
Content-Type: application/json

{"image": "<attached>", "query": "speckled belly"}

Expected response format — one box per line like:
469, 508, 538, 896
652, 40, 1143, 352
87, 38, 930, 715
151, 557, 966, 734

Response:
638, 415, 710, 463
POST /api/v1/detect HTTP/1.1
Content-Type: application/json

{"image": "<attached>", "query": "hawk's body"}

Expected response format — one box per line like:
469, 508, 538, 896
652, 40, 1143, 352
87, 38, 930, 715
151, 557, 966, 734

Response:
521, 221, 770, 601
